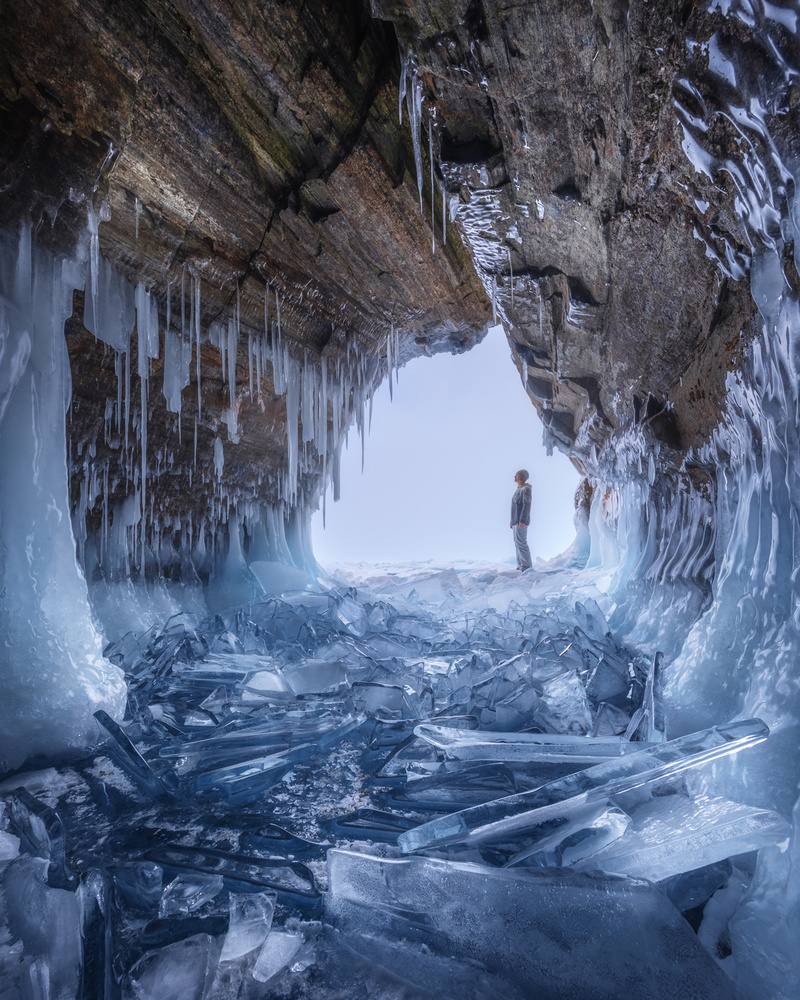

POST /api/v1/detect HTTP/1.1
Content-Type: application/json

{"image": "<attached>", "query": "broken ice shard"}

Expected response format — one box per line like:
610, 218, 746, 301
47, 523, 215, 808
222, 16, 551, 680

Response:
252, 929, 304, 984
0, 856, 82, 1000
414, 723, 655, 763
192, 743, 316, 803
78, 869, 112, 1000
94, 710, 177, 799
110, 861, 163, 911
240, 823, 326, 860
324, 808, 418, 843
507, 801, 632, 868
159, 873, 224, 916
9, 787, 76, 889
624, 651, 666, 742
325, 849, 734, 1000
219, 891, 276, 963
397, 718, 769, 853
127, 933, 220, 1000
569, 793, 790, 881
145, 845, 321, 905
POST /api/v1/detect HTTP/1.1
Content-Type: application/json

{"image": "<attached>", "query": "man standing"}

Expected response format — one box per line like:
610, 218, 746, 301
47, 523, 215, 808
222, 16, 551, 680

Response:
510, 469, 533, 571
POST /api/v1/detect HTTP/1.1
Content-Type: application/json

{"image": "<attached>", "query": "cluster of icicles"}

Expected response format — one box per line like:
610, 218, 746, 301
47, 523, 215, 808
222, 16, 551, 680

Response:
77, 207, 404, 582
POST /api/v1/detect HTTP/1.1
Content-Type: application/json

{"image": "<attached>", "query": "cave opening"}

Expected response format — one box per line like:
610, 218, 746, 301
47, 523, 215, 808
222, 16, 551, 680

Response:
312, 325, 580, 567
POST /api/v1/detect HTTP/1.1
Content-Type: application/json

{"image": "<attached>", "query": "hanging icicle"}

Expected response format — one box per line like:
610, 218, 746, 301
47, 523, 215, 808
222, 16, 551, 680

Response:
429, 118, 435, 254
194, 272, 202, 420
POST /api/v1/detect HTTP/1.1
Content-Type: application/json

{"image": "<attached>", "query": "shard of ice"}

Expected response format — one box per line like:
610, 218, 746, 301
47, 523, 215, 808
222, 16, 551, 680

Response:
8, 788, 76, 890
414, 722, 655, 763
325, 849, 734, 999
397, 718, 769, 852
569, 793, 790, 882
144, 845, 321, 906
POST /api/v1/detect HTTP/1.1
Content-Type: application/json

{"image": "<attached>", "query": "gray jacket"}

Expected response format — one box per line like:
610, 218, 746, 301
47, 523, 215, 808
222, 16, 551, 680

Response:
511, 483, 532, 526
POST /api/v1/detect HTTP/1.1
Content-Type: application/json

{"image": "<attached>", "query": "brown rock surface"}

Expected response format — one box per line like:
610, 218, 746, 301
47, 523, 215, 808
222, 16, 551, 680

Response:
0, 0, 763, 569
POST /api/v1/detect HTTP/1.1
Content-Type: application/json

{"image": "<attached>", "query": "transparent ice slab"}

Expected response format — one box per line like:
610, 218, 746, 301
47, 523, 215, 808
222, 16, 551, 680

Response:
414, 723, 656, 763
397, 719, 769, 852
94, 710, 177, 799
127, 932, 220, 1000
506, 801, 632, 868
570, 793, 790, 881
144, 845, 321, 908
325, 849, 734, 1000
324, 808, 419, 842
218, 890, 276, 963
159, 873, 224, 916
0, 856, 82, 1000
252, 929, 304, 984
8, 787, 76, 889
191, 742, 315, 803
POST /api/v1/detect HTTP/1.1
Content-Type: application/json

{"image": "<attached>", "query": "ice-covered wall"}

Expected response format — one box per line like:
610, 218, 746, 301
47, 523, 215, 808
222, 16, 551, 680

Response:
572, 5, 800, 993
0, 227, 126, 771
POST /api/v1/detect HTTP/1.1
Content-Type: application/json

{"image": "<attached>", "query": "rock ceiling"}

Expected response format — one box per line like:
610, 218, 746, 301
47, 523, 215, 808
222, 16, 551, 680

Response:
0, 0, 761, 535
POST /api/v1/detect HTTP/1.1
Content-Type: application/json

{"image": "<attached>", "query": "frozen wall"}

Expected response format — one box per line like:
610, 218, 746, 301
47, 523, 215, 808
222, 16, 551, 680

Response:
576, 5, 800, 994
0, 226, 125, 771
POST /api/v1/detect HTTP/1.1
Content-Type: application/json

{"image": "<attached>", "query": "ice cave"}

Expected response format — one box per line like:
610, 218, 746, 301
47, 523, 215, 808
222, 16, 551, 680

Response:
1, 1, 799, 997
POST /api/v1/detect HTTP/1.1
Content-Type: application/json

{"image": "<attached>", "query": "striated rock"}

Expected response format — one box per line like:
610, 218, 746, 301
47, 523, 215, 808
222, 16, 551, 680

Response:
0, 0, 767, 573
2, 0, 490, 576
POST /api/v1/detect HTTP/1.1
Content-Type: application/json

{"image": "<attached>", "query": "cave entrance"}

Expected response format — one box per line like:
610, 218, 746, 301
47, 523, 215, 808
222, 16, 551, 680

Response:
311, 326, 580, 567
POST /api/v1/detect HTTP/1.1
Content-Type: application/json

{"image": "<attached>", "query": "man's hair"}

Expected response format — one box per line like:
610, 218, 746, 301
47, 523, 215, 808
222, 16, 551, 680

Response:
516, 469, 529, 481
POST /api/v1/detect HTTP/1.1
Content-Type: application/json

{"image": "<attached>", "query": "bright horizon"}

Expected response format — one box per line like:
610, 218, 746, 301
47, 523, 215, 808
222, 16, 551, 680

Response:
311, 325, 580, 566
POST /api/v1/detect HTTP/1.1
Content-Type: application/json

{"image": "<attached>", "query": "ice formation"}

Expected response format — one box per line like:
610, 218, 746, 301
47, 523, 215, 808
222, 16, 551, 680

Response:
1, 571, 783, 997
2, 0, 800, 997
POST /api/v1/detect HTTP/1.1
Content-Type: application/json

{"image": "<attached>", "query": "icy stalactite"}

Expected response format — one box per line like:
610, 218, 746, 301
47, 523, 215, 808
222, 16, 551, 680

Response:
400, 49, 424, 214
429, 118, 435, 254
0, 226, 125, 769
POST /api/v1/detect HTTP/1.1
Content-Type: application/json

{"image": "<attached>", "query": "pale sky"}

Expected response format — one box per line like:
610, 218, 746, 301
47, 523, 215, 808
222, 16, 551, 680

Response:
311, 325, 580, 565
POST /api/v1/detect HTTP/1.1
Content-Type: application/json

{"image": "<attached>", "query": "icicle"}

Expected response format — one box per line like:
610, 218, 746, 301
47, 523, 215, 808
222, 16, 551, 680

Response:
507, 246, 514, 310
135, 284, 149, 572
538, 282, 543, 340
248, 331, 253, 401
492, 275, 498, 324
124, 349, 130, 454
88, 206, 100, 336
443, 178, 446, 243
285, 357, 300, 503
194, 273, 201, 420
255, 333, 262, 402
399, 52, 408, 125
115, 350, 122, 434
227, 318, 237, 408
320, 358, 328, 463
387, 325, 393, 402
193, 416, 198, 469
214, 436, 224, 481
404, 55, 424, 214
430, 118, 435, 254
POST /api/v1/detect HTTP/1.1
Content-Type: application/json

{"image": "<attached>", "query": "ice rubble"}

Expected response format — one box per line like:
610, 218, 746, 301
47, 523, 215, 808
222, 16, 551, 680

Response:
0, 573, 788, 998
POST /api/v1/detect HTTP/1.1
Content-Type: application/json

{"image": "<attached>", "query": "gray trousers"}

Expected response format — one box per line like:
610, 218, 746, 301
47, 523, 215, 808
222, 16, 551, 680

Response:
513, 524, 532, 571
